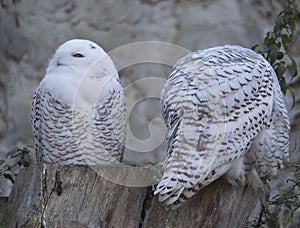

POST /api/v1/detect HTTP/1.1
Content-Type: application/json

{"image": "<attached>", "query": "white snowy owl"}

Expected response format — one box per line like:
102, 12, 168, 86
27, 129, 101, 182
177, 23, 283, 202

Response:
154, 45, 290, 208
31, 39, 125, 166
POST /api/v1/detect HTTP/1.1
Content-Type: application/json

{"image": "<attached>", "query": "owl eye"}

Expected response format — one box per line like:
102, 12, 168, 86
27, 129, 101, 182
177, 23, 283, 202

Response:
72, 53, 85, 58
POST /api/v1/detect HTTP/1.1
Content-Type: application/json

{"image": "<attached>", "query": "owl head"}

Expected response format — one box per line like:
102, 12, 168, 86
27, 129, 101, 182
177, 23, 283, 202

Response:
46, 39, 106, 74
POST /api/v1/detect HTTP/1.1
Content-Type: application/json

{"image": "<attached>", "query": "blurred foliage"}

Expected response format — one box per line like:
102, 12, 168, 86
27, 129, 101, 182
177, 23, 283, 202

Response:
248, 166, 300, 228
250, 0, 300, 227
0, 147, 31, 185
252, 0, 298, 99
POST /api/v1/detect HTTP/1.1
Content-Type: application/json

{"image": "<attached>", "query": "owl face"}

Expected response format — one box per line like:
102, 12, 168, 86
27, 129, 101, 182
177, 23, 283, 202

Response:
47, 39, 106, 73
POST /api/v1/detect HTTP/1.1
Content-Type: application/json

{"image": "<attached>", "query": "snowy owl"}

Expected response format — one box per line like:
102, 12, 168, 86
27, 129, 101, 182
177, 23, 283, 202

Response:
154, 45, 289, 208
31, 39, 125, 166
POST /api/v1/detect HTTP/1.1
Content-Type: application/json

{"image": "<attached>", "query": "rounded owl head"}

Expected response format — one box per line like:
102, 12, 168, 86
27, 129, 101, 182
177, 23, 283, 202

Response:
46, 39, 106, 74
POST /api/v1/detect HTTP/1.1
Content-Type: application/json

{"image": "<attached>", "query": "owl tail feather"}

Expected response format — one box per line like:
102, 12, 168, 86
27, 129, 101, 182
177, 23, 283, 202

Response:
154, 176, 203, 209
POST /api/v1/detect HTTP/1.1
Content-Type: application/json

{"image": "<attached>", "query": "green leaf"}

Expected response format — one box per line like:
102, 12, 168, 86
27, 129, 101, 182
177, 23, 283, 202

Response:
288, 54, 298, 78
3, 173, 14, 183
275, 18, 284, 32
290, 20, 295, 31
22, 160, 30, 167
281, 34, 289, 51
268, 44, 279, 65
275, 65, 286, 76
251, 44, 260, 51
276, 41, 281, 48
264, 32, 271, 43
276, 52, 284, 60
279, 77, 287, 94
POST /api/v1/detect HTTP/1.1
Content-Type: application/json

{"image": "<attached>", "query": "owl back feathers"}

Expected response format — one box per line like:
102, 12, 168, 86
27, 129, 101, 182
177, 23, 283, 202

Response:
155, 45, 289, 208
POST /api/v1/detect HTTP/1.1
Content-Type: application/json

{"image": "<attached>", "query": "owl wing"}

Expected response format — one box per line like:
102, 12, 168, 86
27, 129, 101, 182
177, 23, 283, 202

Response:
245, 74, 290, 179
31, 85, 43, 161
107, 77, 126, 160
91, 75, 126, 164
155, 46, 278, 207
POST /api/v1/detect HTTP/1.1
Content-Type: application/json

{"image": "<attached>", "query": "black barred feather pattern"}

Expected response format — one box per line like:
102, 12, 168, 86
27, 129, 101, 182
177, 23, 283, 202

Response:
154, 45, 290, 208
31, 39, 125, 166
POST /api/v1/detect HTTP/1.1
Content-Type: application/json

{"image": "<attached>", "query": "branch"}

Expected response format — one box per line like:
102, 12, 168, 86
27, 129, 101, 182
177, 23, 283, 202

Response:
0, 164, 260, 227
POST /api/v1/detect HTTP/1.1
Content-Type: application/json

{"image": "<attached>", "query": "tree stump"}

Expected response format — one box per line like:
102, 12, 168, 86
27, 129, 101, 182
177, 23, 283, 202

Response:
0, 164, 260, 227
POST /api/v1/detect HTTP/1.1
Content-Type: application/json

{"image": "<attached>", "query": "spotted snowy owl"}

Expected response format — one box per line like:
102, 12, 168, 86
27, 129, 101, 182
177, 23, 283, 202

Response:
154, 45, 290, 208
31, 39, 125, 166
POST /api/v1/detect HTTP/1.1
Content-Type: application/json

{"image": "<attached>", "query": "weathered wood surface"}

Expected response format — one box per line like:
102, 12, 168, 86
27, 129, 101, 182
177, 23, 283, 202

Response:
0, 164, 260, 227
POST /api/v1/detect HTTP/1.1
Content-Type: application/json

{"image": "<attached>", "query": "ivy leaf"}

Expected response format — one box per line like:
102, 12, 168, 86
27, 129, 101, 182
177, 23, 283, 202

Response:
3, 173, 14, 183
279, 77, 287, 95
288, 54, 298, 79
281, 34, 289, 51
275, 65, 286, 76
276, 52, 284, 60
290, 19, 295, 31
24, 161, 30, 167
251, 44, 260, 51
268, 44, 279, 65
22, 160, 30, 168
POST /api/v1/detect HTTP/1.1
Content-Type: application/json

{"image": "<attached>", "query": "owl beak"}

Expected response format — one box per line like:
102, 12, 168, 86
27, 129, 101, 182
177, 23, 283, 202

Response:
56, 58, 64, 67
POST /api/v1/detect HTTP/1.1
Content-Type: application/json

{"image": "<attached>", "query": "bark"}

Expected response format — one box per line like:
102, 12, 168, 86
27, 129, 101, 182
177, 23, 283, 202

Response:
0, 164, 260, 228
